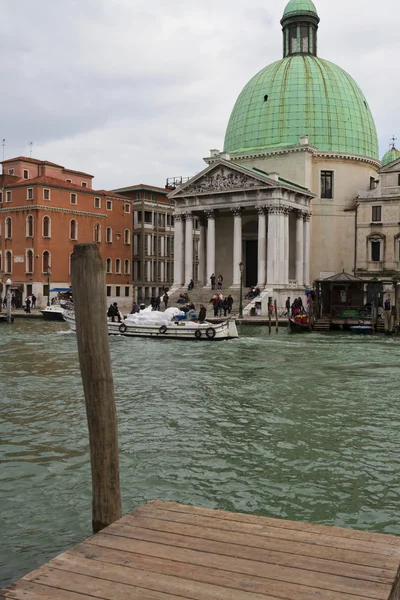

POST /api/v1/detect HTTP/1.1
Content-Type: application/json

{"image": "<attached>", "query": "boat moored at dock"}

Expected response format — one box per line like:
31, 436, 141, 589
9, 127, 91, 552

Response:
63, 306, 238, 340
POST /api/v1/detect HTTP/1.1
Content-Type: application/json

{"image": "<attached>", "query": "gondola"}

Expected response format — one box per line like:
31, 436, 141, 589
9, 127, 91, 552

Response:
288, 314, 310, 333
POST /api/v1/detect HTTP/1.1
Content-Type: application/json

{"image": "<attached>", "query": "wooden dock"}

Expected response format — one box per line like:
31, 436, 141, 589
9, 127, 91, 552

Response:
2, 500, 400, 599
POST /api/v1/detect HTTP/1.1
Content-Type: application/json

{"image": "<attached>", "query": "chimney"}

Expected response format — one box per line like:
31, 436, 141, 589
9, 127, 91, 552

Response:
299, 135, 309, 146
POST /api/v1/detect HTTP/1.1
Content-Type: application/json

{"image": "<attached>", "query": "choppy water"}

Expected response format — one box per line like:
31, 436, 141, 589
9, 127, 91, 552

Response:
1, 320, 400, 586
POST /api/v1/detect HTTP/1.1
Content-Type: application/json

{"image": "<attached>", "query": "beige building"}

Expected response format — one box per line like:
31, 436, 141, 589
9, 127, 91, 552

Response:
168, 0, 381, 305
356, 153, 400, 280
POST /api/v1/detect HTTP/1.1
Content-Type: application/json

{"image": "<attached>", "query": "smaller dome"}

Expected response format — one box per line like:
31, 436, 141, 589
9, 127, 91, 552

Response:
282, 0, 319, 20
382, 146, 400, 166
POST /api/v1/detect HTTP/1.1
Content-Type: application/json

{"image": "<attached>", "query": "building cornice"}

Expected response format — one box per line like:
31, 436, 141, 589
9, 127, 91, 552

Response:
0, 205, 108, 218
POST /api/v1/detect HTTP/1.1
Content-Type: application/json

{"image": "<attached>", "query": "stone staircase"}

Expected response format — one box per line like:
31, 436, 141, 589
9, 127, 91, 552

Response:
312, 317, 331, 332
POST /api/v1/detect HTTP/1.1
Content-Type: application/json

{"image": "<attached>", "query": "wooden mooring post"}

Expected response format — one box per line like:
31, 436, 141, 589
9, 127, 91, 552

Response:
274, 299, 278, 332
268, 305, 272, 334
71, 243, 122, 533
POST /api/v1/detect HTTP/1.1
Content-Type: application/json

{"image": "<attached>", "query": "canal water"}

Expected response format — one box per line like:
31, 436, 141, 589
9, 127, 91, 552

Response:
1, 320, 400, 586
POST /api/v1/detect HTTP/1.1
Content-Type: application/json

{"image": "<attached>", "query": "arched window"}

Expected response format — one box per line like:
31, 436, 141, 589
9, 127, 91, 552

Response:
94, 223, 101, 242
106, 227, 112, 243
26, 215, 34, 237
115, 258, 121, 274
70, 219, 78, 240
106, 258, 112, 273
124, 259, 130, 275
26, 250, 33, 273
43, 250, 50, 273
124, 229, 130, 245
5, 250, 12, 273
43, 216, 51, 238
5, 217, 12, 239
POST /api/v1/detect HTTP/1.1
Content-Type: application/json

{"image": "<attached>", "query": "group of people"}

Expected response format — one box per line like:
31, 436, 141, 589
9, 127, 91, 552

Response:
210, 293, 233, 317
286, 296, 306, 317
210, 274, 223, 291
245, 286, 261, 300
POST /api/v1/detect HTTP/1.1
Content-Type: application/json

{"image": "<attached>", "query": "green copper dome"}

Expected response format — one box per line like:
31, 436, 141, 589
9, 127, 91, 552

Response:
382, 146, 400, 166
282, 0, 318, 19
223, 1, 379, 160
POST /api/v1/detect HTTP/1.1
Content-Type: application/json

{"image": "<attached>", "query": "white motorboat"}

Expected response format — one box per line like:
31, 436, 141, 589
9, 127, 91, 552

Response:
62, 307, 238, 340
41, 304, 66, 321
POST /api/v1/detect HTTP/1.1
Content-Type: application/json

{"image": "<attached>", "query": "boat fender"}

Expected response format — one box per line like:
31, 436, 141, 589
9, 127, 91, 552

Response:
159, 325, 167, 334
119, 323, 127, 334
195, 329, 202, 339
206, 327, 216, 339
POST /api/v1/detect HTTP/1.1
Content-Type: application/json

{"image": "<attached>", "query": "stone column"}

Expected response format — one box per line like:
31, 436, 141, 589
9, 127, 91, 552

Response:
205, 210, 215, 287
173, 214, 184, 287
184, 212, 193, 285
283, 208, 290, 285
199, 219, 206, 286
303, 212, 311, 285
257, 207, 267, 288
232, 207, 243, 287
296, 210, 304, 286
267, 205, 278, 285
160, 261, 165, 283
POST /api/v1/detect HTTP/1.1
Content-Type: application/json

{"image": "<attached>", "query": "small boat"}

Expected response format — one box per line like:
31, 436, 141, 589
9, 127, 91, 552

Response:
41, 305, 66, 321
288, 314, 310, 333
349, 324, 373, 334
62, 307, 238, 341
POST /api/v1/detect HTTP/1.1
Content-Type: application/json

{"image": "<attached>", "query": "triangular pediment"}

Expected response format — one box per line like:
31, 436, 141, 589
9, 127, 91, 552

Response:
380, 157, 400, 173
168, 160, 276, 198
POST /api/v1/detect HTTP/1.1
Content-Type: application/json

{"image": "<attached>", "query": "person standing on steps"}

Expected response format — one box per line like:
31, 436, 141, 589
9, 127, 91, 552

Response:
285, 297, 291, 317
227, 294, 233, 314
198, 304, 207, 323
210, 273, 216, 290
163, 292, 169, 310
217, 275, 223, 291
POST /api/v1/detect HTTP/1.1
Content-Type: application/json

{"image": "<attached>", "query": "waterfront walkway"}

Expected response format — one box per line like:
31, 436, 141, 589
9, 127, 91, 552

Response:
2, 500, 400, 599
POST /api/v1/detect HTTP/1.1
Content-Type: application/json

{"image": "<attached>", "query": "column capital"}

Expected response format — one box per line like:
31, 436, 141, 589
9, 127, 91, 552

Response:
184, 211, 193, 220
267, 204, 290, 215
302, 211, 312, 222
175, 213, 184, 222
204, 209, 215, 220
231, 207, 243, 217
256, 206, 266, 216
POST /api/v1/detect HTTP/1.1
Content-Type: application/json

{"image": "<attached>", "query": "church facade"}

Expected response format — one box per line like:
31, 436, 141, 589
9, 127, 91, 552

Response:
169, 0, 382, 302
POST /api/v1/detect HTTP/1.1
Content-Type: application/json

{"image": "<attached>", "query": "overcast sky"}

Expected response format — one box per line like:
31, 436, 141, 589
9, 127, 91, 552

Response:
1, 0, 398, 189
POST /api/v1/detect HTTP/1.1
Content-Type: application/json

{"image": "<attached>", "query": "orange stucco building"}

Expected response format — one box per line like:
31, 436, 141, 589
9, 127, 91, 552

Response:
0, 156, 133, 307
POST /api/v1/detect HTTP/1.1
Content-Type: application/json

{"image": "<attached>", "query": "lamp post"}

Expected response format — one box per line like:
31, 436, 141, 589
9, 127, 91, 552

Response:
239, 261, 244, 319
46, 268, 51, 307
6, 278, 12, 324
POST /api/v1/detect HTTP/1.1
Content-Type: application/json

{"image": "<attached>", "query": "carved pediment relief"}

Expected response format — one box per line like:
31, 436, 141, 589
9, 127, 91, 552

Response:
174, 166, 268, 197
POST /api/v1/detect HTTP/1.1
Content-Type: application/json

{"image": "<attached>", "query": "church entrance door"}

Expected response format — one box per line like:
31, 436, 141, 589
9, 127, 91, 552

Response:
245, 240, 258, 287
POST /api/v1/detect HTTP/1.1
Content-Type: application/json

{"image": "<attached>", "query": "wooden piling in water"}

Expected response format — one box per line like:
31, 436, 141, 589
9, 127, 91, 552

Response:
268, 305, 272, 334
71, 243, 122, 533
274, 299, 278, 332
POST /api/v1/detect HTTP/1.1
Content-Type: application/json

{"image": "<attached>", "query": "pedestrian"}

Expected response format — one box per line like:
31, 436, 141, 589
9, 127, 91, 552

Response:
188, 279, 194, 291
31, 294, 37, 310
150, 295, 156, 310
163, 292, 169, 309
285, 297, 291, 316
218, 294, 224, 317
217, 275, 223, 291
130, 302, 139, 314
210, 295, 218, 317
210, 273, 216, 290
155, 295, 161, 311
198, 304, 207, 323
113, 302, 122, 322
25, 296, 31, 314
227, 294, 233, 314
222, 297, 229, 317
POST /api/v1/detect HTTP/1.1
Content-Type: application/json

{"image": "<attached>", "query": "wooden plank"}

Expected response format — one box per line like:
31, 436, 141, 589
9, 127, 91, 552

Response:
110, 516, 400, 569
47, 551, 377, 600
0, 580, 92, 600
86, 529, 395, 584
25, 557, 281, 600
149, 501, 400, 547
134, 503, 400, 554
74, 540, 392, 600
